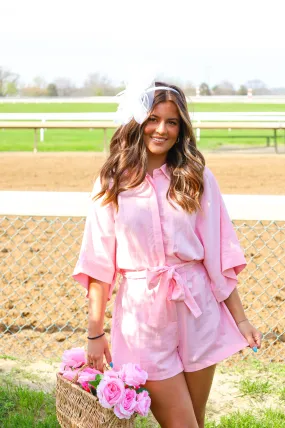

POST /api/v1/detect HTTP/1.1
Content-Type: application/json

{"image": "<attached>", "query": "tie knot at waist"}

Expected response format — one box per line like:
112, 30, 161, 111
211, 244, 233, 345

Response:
120, 260, 203, 327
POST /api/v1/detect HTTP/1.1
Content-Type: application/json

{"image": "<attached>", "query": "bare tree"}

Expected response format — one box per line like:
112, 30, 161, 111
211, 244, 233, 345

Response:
245, 79, 271, 95
54, 77, 76, 96
212, 80, 236, 95
181, 81, 196, 96
0, 67, 19, 96
84, 73, 117, 96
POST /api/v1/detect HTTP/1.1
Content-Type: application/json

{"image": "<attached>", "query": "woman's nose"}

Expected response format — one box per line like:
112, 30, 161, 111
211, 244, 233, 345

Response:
156, 121, 167, 134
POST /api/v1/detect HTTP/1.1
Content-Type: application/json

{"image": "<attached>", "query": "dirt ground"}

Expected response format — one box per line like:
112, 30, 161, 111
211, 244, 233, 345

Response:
0, 151, 284, 194
0, 152, 284, 364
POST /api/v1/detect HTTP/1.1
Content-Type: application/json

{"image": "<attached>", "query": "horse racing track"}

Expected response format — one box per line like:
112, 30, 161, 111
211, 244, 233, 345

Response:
0, 152, 284, 363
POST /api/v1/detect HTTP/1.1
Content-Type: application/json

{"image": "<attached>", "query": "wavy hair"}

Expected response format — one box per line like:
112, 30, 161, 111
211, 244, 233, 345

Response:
94, 81, 206, 214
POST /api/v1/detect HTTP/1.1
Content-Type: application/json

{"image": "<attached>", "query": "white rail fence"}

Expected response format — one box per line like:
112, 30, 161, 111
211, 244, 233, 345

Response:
1, 112, 285, 122
2, 112, 285, 150
0, 192, 284, 362
1, 95, 285, 104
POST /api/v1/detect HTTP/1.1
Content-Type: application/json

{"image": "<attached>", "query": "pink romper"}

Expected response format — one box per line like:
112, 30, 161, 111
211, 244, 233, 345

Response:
73, 165, 249, 380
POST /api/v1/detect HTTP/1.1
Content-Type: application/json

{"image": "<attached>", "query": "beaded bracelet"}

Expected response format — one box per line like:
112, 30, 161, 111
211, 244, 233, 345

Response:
87, 332, 105, 340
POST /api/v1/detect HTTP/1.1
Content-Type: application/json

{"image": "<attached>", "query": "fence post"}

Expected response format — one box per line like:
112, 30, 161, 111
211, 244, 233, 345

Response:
34, 128, 38, 153
274, 129, 278, 153
40, 118, 45, 142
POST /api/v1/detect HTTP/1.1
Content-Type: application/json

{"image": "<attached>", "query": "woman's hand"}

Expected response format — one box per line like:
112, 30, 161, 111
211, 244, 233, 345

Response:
237, 320, 262, 350
87, 335, 112, 372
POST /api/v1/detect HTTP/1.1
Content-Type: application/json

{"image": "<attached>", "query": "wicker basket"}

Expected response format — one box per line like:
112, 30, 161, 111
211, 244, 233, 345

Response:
56, 365, 136, 428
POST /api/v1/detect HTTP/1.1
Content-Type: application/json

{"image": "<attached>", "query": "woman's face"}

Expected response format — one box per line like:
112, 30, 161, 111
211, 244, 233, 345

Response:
143, 101, 180, 159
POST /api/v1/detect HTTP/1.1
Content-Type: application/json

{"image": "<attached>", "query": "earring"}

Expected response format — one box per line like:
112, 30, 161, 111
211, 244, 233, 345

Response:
176, 138, 180, 144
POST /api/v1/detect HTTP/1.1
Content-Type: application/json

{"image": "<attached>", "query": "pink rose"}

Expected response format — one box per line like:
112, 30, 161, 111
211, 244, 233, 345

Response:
78, 367, 101, 386
120, 363, 148, 387
81, 381, 91, 393
114, 388, 137, 419
60, 347, 86, 371
97, 378, 125, 409
103, 369, 119, 380
62, 368, 80, 381
135, 390, 151, 417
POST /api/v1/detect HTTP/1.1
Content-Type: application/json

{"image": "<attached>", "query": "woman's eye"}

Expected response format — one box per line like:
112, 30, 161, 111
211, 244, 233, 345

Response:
149, 117, 156, 122
169, 121, 177, 126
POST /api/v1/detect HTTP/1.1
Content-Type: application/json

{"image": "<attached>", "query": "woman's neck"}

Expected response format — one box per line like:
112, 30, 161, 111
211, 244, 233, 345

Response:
147, 155, 167, 177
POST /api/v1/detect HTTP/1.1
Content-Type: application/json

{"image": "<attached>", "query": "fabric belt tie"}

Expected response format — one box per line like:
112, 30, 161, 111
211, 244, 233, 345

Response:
121, 261, 202, 328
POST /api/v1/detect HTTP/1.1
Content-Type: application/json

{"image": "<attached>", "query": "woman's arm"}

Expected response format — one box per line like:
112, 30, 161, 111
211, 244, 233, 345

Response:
87, 277, 112, 371
223, 287, 246, 324
88, 277, 110, 336
224, 288, 262, 350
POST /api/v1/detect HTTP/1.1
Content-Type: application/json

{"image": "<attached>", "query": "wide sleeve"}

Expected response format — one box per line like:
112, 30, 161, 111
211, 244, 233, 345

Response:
196, 167, 247, 302
72, 177, 116, 299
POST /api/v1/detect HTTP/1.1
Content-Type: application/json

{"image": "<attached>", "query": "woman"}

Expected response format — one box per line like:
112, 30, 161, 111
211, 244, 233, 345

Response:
73, 81, 262, 428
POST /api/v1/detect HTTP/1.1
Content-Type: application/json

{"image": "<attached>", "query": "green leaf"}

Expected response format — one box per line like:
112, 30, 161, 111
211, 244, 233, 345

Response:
89, 374, 104, 389
136, 387, 149, 394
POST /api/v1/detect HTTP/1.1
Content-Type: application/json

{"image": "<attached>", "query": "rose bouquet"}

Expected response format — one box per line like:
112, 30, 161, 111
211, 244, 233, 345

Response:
58, 347, 151, 420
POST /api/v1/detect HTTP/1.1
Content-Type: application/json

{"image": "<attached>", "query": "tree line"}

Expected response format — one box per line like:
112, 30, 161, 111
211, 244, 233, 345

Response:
1, 67, 285, 97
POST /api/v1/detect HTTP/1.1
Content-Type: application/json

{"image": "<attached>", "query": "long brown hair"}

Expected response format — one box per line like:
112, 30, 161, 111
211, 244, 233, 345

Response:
95, 81, 205, 214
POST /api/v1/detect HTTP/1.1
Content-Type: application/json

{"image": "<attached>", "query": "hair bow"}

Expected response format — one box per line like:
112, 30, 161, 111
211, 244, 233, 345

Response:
115, 80, 179, 126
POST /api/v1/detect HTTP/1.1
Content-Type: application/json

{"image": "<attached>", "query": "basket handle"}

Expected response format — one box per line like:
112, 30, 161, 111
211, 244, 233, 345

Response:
71, 363, 89, 383
71, 362, 111, 384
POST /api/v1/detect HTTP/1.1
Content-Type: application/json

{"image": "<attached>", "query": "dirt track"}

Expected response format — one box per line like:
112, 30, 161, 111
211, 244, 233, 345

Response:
0, 152, 284, 363
0, 151, 285, 194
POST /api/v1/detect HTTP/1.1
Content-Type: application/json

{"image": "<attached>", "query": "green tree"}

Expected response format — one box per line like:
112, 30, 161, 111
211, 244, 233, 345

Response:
6, 81, 18, 96
47, 83, 58, 96
199, 82, 211, 95
237, 85, 248, 95
0, 67, 19, 96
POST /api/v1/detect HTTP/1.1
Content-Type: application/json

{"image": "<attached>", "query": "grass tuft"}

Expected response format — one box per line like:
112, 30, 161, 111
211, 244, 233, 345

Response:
280, 387, 285, 401
205, 408, 285, 427
239, 378, 272, 395
0, 381, 60, 427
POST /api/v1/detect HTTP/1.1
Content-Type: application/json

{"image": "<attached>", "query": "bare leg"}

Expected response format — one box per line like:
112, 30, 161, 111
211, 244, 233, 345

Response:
144, 372, 199, 428
184, 364, 216, 428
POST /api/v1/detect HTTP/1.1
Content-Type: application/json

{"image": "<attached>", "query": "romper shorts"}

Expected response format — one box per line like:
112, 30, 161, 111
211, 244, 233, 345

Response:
111, 261, 249, 381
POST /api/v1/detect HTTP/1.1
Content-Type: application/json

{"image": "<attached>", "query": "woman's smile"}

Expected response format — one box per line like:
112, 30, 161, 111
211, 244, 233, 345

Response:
151, 136, 168, 144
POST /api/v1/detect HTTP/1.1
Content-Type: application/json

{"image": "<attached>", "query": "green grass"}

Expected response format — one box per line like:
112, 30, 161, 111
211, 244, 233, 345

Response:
206, 409, 285, 428
222, 358, 285, 377
1, 128, 284, 152
0, 354, 18, 361
0, 379, 284, 428
0, 381, 59, 427
189, 102, 285, 113
0, 128, 115, 151
239, 378, 272, 395
1, 101, 285, 151
280, 387, 285, 401
0, 102, 285, 113
0, 103, 118, 113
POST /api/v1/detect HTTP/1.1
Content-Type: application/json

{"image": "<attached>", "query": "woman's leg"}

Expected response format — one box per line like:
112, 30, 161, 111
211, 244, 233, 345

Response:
144, 372, 199, 428
184, 364, 216, 428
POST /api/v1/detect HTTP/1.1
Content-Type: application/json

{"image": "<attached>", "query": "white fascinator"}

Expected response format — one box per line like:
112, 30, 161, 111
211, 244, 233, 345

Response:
115, 75, 179, 126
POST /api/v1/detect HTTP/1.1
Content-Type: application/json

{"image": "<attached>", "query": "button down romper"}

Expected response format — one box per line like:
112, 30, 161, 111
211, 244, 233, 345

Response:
73, 165, 249, 380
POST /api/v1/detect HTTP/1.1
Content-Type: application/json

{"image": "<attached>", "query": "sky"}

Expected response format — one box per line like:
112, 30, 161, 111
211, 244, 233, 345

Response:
1, 0, 285, 89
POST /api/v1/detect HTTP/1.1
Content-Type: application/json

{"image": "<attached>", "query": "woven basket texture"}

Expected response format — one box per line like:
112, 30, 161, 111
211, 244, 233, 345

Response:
56, 373, 136, 428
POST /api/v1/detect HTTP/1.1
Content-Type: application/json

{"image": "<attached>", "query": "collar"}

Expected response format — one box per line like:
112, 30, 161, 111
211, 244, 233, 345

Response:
160, 163, 171, 180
